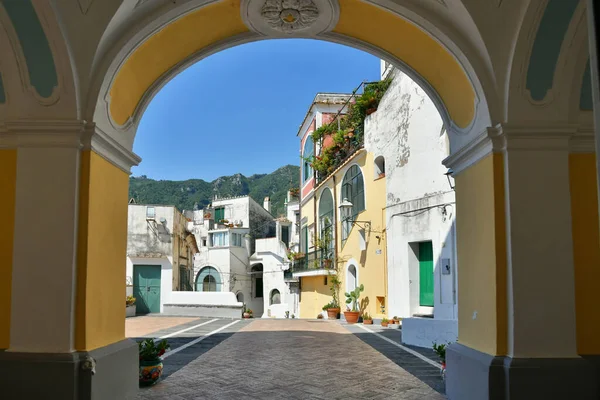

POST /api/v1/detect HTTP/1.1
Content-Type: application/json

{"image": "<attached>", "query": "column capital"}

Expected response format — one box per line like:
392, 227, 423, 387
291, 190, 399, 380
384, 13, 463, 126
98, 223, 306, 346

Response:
0, 119, 85, 149
0, 119, 141, 173
444, 124, 596, 174
82, 124, 141, 174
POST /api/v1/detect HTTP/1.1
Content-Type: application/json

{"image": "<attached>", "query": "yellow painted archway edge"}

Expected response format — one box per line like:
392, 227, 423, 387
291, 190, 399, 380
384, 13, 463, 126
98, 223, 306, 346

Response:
109, 0, 476, 128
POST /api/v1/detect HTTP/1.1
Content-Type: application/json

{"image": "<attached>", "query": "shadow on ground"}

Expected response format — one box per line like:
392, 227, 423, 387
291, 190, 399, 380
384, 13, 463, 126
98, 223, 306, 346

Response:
133, 324, 446, 400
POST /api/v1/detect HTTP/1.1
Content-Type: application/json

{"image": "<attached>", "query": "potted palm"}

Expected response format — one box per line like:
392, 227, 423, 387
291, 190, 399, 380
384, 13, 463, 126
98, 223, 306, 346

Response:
381, 318, 389, 327
344, 284, 364, 324
126, 295, 136, 317
139, 338, 170, 386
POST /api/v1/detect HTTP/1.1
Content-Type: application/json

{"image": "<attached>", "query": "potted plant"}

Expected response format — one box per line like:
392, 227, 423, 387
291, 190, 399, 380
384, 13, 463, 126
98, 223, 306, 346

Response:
322, 301, 339, 320
362, 312, 373, 325
393, 316, 402, 324
243, 308, 252, 319
381, 318, 389, 327
433, 342, 447, 381
344, 284, 364, 324
126, 295, 136, 318
138, 338, 170, 386
317, 313, 324, 319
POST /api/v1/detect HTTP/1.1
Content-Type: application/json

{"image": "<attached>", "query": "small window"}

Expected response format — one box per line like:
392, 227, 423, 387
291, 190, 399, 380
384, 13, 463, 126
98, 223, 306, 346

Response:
303, 136, 314, 182
231, 233, 242, 247
214, 207, 225, 223
146, 207, 155, 219
270, 289, 281, 305
374, 156, 385, 178
324, 276, 328, 286
211, 232, 229, 247
202, 239, 207, 247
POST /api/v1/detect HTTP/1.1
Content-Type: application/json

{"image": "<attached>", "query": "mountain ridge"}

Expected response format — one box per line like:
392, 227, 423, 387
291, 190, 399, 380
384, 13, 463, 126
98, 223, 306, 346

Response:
128, 164, 300, 217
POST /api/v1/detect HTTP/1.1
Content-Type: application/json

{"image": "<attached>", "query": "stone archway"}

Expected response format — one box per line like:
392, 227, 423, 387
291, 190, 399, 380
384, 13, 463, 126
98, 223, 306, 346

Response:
0, 1, 598, 399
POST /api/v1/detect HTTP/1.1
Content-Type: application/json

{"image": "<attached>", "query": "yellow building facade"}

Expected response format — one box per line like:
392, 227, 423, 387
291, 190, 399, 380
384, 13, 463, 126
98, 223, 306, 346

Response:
297, 149, 387, 320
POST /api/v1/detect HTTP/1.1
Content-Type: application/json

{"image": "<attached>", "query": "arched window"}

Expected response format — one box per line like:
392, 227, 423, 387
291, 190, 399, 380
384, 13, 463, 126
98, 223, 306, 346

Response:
270, 289, 281, 305
252, 264, 263, 298
236, 292, 244, 303
341, 165, 365, 242
347, 265, 358, 293
195, 267, 222, 292
318, 189, 334, 259
374, 156, 385, 178
303, 136, 314, 182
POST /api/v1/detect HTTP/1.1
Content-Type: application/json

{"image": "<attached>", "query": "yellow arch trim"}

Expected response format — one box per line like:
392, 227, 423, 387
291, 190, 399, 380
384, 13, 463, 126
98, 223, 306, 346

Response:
109, 0, 248, 125
333, 0, 474, 128
109, 0, 476, 128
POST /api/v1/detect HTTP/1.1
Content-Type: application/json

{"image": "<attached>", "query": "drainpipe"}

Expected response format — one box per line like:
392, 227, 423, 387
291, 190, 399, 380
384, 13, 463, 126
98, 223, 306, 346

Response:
382, 206, 388, 316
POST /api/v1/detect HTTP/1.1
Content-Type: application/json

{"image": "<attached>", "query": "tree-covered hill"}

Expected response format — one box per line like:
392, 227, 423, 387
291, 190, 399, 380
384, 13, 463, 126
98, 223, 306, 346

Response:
128, 165, 299, 217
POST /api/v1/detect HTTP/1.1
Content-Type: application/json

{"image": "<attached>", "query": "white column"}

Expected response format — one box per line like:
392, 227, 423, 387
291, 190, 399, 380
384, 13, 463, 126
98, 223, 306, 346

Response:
502, 127, 578, 358
7, 121, 83, 353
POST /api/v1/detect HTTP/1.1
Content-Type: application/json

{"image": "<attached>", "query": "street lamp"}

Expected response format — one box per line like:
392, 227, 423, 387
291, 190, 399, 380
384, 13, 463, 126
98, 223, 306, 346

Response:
338, 198, 371, 231
445, 168, 455, 190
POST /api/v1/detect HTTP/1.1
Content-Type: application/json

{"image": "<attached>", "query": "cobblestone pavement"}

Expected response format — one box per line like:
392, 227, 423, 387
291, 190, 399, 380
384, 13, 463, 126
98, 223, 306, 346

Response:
133, 319, 446, 400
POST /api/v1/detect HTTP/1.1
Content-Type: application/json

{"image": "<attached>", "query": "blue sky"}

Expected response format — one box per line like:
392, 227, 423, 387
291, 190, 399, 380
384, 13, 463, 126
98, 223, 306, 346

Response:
132, 39, 380, 181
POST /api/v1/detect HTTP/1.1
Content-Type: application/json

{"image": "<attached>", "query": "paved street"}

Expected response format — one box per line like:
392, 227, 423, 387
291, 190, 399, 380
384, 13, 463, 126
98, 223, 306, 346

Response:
128, 318, 446, 399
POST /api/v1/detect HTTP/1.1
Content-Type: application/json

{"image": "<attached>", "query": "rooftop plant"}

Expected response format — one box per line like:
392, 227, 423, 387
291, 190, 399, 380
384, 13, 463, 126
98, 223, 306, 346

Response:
307, 78, 392, 182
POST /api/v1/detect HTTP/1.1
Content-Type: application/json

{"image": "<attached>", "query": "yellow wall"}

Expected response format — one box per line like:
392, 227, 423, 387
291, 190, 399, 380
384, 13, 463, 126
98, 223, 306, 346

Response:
76, 151, 129, 351
109, 0, 475, 129
455, 154, 507, 356
569, 154, 600, 354
299, 275, 331, 319
0, 150, 17, 349
335, 152, 387, 318
110, 0, 248, 125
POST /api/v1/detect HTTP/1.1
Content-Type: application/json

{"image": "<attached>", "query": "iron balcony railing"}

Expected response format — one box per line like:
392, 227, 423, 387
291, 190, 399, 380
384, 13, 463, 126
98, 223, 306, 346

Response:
288, 249, 335, 276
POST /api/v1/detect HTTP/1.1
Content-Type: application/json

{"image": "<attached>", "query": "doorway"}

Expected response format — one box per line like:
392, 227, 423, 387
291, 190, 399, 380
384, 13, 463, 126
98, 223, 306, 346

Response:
133, 265, 162, 314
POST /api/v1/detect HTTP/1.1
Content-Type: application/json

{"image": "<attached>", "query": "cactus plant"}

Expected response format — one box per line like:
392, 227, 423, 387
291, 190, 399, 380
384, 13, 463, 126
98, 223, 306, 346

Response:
345, 284, 364, 312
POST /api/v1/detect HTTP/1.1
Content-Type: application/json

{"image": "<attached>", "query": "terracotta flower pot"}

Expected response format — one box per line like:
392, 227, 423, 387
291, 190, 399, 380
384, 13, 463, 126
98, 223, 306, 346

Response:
381, 322, 389, 327
326, 308, 340, 319
344, 311, 360, 324
363, 319, 373, 325
139, 358, 163, 386
243, 312, 250, 319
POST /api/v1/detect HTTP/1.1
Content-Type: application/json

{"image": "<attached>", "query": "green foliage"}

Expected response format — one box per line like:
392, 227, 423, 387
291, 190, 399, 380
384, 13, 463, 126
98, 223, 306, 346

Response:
322, 301, 338, 311
381, 318, 389, 323
139, 338, 170, 362
128, 165, 299, 217
329, 275, 341, 308
126, 295, 136, 306
362, 312, 372, 321
308, 78, 392, 181
345, 284, 365, 312
432, 342, 448, 363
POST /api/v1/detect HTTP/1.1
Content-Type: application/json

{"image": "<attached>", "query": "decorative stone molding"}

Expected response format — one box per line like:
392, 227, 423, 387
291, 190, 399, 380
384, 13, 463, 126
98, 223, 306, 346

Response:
82, 125, 142, 174
241, 0, 339, 37
444, 124, 593, 174
0, 119, 140, 173
0, 119, 86, 149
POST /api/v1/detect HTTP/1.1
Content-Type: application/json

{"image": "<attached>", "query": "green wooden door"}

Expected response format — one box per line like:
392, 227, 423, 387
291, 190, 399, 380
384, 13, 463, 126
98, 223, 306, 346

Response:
419, 242, 434, 307
133, 265, 161, 314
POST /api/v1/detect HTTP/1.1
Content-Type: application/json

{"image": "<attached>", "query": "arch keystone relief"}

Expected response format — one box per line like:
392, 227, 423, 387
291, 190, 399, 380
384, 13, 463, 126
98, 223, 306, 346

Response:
241, 0, 339, 37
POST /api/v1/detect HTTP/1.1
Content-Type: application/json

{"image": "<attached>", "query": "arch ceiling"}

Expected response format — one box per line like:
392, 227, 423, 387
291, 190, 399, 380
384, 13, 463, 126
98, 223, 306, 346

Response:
107, 0, 477, 129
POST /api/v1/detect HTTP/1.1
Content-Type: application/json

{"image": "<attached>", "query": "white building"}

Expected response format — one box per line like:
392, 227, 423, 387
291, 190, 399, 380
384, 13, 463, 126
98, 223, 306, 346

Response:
284, 189, 300, 253
365, 65, 458, 348
126, 203, 198, 314
188, 195, 277, 317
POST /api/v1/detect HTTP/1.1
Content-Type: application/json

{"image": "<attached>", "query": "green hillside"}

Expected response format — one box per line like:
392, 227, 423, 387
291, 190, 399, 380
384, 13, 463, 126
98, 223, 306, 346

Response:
128, 165, 299, 217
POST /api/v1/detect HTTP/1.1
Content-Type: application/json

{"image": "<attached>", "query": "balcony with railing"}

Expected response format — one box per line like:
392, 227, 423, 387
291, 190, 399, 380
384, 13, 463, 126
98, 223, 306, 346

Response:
289, 249, 335, 277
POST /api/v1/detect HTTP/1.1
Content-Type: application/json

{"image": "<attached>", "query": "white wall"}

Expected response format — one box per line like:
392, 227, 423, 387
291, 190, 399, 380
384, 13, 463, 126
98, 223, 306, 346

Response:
401, 318, 458, 348
364, 69, 458, 322
127, 205, 175, 258
127, 256, 173, 313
